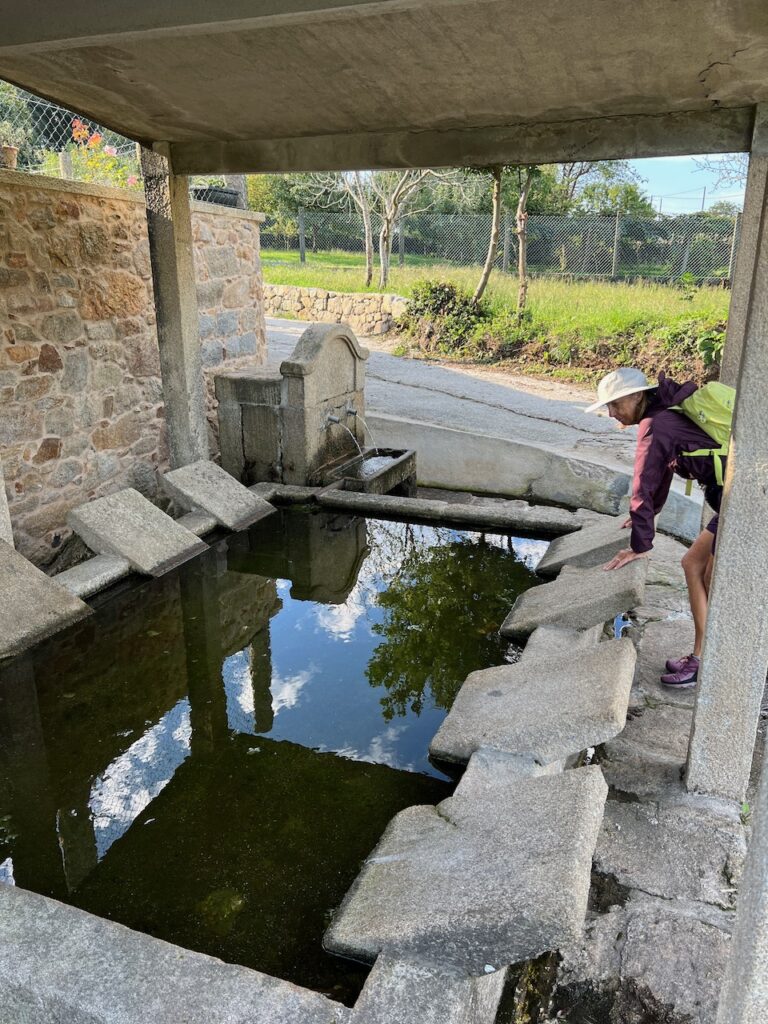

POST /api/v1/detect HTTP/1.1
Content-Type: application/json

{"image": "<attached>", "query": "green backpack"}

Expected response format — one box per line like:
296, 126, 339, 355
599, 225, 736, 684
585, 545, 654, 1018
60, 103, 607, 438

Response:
671, 381, 735, 492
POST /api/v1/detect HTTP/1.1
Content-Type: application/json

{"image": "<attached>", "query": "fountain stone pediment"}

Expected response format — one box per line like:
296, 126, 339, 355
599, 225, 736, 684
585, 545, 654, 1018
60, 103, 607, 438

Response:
216, 322, 415, 495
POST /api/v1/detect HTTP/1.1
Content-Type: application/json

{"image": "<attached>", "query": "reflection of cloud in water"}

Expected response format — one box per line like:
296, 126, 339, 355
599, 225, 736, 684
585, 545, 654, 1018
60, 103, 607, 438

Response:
89, 699, 191, 859
314, 585, 371, 642
511, 537, 548, 570
271, 667, 316, 714
316, 723, 414, 773
0, 857, 14, 886
224, 649, 255, 734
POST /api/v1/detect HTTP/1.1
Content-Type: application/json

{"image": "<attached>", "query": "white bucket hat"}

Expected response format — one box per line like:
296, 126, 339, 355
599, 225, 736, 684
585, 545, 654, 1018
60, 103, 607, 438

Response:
585, 367, 655, 414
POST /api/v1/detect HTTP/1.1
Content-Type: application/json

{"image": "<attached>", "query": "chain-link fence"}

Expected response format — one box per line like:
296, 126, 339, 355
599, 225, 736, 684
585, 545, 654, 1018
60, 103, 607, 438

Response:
263, 207, 741, 285
0, 82, 244, 206
2, 82, 741, 284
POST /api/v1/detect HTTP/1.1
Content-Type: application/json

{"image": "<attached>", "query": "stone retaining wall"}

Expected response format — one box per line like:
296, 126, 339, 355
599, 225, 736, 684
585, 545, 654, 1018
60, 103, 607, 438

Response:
264, 283, 406, 336
0, 170, 267, 564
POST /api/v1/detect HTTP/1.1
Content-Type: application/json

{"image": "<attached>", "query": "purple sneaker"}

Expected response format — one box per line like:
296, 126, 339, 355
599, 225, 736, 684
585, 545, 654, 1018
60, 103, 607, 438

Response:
665, 653, 699, 673
661, 656, 699, 688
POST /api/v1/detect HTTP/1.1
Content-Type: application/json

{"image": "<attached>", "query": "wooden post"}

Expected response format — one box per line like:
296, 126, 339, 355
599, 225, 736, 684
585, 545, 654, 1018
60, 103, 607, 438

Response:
140, 146, 208, 468
298, 207, 306, 264
502, 213, 511, 274
611, 212, 621, 278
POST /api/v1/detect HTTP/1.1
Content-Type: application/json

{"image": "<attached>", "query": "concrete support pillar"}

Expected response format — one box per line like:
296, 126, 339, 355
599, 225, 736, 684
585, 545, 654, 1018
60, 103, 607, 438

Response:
720, 106, 768, 386
715, 751, 768, 1023
685, 119, 768, 802
140, 147, 208, 468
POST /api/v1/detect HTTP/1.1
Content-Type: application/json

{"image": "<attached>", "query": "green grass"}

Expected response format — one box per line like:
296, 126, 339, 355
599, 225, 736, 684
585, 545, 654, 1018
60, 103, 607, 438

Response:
262, 253, 730, 340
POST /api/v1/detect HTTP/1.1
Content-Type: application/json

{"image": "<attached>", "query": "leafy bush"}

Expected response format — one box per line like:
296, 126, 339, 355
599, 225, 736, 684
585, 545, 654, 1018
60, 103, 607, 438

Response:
398, 280, 489, 352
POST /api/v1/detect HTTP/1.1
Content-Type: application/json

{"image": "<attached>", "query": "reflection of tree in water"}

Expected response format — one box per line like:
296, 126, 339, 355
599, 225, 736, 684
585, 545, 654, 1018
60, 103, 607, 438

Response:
366, 531, 534, 720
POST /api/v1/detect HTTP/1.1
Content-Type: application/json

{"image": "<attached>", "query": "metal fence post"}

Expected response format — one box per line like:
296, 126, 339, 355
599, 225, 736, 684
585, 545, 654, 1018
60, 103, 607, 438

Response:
298, 207, 306, 264
398, 219, 405, 267
611, 211, 621, 278
502, 213, 511, 273
727, 213, 740, 285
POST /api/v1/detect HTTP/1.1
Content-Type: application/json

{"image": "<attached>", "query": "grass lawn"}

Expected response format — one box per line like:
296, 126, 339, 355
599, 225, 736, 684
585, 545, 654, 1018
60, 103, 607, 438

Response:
261, 250, 730, 383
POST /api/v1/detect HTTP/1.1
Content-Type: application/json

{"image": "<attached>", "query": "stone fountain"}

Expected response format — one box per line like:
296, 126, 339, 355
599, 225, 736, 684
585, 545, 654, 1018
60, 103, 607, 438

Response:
215, 323, 416, 495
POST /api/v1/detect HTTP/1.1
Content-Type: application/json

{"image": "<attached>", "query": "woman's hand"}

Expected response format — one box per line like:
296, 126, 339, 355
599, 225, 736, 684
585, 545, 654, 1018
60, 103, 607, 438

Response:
621, 517, 632, 528
603, 548, 648, 571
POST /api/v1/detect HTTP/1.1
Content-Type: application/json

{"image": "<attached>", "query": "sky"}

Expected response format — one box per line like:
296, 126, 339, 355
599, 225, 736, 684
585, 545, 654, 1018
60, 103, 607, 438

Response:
628, 155, 746, 215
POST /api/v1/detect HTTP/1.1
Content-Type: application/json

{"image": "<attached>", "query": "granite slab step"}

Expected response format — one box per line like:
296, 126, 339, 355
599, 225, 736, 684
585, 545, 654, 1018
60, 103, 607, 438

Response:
519, 624, 603, 665
55, 554, 132, 598
0, 885, 348, 1024
0, 540, 91, 659
430, 639, 636, 765
536, 517, 631, 576
68, 488, 208, 577
349, 955, 508, 1024
324, 765, 608, 973
162, 460, 276, 531
501, 560, 648, 640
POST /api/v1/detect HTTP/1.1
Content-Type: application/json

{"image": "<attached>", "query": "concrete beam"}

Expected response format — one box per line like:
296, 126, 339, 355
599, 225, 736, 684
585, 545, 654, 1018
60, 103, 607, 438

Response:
0, 0, 412, 52
141, 147, 208, 467
685, 130, 768, 802
720, 105, 768, 386
164, 107, 755, 175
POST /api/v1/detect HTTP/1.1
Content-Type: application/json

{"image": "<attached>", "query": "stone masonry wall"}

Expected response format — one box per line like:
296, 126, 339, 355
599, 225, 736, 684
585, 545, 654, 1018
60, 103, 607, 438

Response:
264, 283, 406, 336
0, 169, 266, 565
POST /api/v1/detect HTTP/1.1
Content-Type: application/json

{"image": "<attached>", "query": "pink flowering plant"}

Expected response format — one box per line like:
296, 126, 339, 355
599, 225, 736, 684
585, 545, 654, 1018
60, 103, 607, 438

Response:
41, 118, 141, 190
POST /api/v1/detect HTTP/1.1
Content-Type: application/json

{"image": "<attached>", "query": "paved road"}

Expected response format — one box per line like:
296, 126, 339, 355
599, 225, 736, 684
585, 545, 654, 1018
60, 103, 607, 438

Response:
266, 317, 637, 475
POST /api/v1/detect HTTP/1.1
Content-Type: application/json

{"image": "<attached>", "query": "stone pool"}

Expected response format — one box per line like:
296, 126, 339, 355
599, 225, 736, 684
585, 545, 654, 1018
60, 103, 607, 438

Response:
0, 509, 547, 1005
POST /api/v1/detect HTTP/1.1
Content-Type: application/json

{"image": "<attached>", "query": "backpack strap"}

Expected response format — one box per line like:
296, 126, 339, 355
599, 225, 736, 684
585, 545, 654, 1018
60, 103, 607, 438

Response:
678, 445, 728, 486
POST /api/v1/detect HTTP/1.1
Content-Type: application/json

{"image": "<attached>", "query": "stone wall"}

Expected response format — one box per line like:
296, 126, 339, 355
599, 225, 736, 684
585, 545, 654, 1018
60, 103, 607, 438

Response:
0, 169, 266, 565
264, 283, 406, 336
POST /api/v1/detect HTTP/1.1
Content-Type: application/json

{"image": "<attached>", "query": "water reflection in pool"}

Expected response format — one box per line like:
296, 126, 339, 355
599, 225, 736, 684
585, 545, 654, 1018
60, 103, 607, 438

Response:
0, 510, 546, 1004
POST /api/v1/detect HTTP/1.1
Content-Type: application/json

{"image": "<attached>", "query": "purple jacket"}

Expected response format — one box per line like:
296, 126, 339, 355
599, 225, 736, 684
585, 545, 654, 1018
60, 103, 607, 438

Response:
629, 374, 725, 554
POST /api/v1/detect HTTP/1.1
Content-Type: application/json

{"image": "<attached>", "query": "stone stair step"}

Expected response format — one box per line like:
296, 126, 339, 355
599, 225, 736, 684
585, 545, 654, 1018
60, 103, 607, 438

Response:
501, 560, 648, 640
67, 488, 208, 577
55, 554, 132, 598
429, 639, 636, 765
162, 459, 276, 531
0, 885, 347, 1024
324, 765, 608, 973
536, 517, 630, 576
0, 540, 91, 659
349, 956, 507, 1024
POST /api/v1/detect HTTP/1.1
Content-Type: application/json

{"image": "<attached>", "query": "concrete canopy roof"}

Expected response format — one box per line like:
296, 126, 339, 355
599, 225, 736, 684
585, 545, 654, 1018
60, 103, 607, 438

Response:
1, 0, 767, 173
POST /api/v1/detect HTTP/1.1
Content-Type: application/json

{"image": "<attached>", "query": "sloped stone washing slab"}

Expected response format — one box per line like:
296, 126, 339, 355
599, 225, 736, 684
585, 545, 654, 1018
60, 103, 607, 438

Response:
68, 488, 208, 577
324, 766, 608, 973
501, 560, 648, 640
349, 955, 507, 1024
0, 539, 91, 659
536, 517, 631, 576
430, 639, 636, 765
162, 459, 276, 531
0, 885, 348, 1024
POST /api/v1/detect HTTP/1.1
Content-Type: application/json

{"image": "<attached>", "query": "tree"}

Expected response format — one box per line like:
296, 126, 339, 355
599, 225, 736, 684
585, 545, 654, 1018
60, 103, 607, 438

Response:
693, 154, 749, 188
472, 165, 503, 304
370, 170, 437, 289
300, 172, 377, 285
705, 199, 741, 218
471, 164, 537, 312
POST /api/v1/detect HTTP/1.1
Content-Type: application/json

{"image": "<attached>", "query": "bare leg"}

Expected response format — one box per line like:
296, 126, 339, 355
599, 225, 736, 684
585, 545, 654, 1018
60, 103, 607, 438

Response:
680, 529, 715, 657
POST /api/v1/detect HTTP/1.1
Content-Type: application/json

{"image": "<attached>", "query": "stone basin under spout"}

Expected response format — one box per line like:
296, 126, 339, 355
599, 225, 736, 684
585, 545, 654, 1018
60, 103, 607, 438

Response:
328, 448, 417, 497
